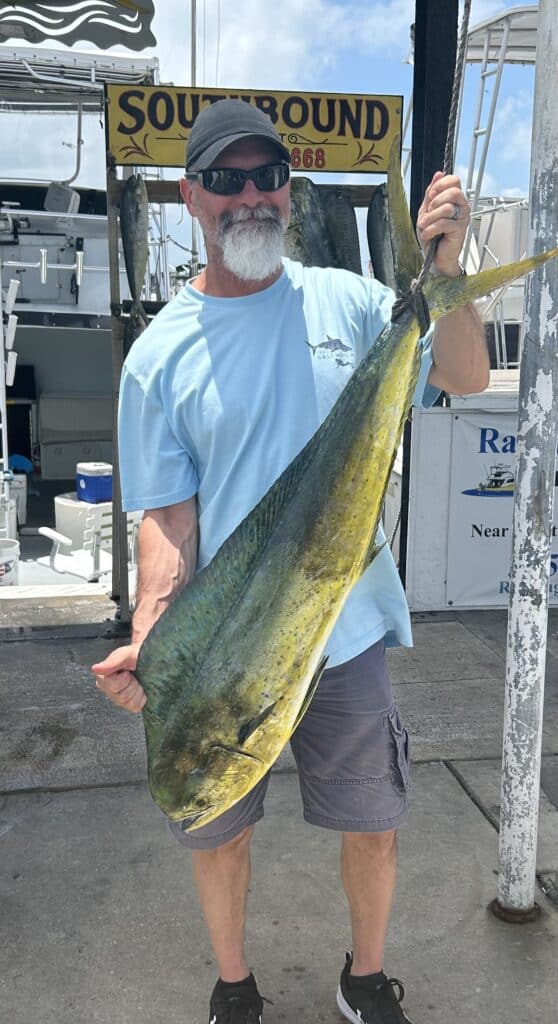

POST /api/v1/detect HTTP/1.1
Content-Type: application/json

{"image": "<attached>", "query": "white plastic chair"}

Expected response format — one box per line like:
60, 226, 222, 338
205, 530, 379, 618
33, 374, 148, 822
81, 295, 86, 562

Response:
38, 505, 142, 583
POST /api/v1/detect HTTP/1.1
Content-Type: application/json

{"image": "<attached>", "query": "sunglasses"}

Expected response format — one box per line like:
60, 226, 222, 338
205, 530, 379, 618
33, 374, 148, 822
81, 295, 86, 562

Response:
189, 162, 290, 196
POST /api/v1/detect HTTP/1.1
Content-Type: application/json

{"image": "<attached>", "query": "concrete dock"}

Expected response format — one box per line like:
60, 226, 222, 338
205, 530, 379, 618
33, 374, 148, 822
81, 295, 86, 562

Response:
1, 602, 557, 1023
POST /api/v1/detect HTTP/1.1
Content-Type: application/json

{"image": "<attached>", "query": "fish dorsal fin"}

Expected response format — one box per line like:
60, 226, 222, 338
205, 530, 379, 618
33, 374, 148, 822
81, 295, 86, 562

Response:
386, 135, 423, 296
290, 654, 329, 736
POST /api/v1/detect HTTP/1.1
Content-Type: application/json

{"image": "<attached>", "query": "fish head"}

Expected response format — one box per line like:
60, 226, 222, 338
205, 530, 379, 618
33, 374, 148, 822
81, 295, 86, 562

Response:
148, 753, 216, 824
149, 736, 264, 829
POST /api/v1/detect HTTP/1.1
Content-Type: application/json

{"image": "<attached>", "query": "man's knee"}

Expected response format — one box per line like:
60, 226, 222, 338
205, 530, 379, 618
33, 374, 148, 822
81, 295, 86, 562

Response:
193, 824, 254, 861
343, 828, 398, 856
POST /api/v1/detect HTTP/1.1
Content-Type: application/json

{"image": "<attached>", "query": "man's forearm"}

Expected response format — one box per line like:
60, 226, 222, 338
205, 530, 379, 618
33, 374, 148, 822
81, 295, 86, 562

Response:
132, 498, 198, 645
429, 301, 490, 396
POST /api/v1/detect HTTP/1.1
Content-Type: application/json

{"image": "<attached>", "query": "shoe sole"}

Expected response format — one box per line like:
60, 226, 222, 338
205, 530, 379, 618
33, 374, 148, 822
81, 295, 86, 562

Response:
336, 984, 412, 1024
336, 986, 363, 1024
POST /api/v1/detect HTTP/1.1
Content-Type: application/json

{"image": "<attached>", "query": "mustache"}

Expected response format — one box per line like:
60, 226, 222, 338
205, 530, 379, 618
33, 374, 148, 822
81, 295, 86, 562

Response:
219, 206, 284, 232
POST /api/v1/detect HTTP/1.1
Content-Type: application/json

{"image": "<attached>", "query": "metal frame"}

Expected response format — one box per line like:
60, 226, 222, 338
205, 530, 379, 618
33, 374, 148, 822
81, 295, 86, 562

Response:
0, 46, 158, 110
461, 7, 536, 371
0, 46, 164, 613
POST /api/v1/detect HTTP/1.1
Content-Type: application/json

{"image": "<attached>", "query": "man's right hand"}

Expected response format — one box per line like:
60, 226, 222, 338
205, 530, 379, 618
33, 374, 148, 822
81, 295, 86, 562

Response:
92, 643, 146, 713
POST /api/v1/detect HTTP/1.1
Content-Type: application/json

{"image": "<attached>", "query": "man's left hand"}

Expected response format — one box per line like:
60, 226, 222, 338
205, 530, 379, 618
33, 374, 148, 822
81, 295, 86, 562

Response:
416, 171, 470, 278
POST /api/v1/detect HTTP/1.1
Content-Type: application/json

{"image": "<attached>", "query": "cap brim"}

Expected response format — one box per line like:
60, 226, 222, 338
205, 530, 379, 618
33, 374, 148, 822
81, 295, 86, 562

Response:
188, 131, 291, 170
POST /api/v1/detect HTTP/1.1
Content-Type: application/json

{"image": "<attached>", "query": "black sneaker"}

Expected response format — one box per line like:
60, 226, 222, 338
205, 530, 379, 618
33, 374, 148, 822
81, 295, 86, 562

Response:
208, 973, 263, 1024
337, 952, 412, 1024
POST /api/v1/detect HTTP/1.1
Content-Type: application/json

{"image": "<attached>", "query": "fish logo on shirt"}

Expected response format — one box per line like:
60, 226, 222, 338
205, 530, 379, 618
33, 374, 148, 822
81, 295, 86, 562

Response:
305, 335, 354, 368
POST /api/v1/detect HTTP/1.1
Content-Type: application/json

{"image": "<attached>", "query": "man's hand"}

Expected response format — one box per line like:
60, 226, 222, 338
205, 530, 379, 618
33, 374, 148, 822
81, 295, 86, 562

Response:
92, 643, 146, 713
417, 171, 470, 278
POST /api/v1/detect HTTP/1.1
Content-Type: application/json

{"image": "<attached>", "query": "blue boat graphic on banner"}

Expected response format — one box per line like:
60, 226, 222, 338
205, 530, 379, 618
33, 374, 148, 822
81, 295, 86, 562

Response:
462, 462, 515, 497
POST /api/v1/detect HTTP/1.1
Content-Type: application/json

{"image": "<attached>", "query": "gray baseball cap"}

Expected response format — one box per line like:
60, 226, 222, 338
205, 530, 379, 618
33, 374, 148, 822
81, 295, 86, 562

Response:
186, 98, 291, 170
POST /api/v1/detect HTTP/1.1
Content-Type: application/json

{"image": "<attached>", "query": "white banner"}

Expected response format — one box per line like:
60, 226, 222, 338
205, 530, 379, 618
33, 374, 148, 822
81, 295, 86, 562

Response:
446, 411, 558, 607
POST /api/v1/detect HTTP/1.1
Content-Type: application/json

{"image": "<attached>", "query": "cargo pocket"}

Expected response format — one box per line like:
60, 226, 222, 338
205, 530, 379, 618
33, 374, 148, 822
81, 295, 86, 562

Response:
388, 708, 411, 794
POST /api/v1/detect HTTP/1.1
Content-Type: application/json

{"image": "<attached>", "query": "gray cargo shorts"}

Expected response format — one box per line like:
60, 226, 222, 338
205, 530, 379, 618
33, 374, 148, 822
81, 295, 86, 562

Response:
169, 639, 411, 851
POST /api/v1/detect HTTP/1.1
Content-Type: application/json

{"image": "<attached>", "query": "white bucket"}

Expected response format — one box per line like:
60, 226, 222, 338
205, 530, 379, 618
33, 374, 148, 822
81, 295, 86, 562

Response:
0, 538, 20, 586
0, 498, 17, 539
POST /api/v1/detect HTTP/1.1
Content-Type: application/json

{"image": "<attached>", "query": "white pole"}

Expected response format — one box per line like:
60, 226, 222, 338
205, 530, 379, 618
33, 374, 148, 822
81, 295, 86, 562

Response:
0, 284, 9, 481
0, 276, 20, 538
190, 0, 199, 278
492, 0, 558, 922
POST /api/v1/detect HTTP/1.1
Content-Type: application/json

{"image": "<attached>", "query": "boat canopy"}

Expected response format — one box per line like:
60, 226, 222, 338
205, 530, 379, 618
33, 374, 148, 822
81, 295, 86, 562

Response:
0, 46, 159, 112
466, 5, 537, 66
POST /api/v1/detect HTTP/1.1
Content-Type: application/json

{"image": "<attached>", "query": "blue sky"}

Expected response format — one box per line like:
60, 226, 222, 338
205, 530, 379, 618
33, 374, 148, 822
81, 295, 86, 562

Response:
0, 1, 537, 264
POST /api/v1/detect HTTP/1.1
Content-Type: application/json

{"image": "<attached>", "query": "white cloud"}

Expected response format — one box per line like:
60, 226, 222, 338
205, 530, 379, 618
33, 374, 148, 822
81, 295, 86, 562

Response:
0, 0, 536, 197
153, 0, 416, 90
493, 91, 534, 161
455, 162, 528, 201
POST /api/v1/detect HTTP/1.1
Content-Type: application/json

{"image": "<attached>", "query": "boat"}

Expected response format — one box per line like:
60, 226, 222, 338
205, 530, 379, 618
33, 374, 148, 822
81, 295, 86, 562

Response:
478, 463, 515, 495
0, 46, 166, 607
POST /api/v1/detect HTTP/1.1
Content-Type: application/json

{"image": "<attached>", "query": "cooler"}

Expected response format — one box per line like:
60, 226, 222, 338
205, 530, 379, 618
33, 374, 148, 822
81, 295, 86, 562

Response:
76, 462, 113, 503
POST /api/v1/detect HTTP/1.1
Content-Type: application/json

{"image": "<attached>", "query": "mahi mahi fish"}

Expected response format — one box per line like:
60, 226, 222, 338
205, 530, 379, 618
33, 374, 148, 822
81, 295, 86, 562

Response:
120, 172, 149, 355
284, 178, 362, 273
135, 138, 558, 830
367, 183, 397, 292
284, 176, 335, 267
319, 187, 362, 274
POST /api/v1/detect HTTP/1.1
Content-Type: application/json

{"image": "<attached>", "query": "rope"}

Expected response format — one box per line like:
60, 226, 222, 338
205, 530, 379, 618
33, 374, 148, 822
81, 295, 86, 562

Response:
391, 0, 472, 328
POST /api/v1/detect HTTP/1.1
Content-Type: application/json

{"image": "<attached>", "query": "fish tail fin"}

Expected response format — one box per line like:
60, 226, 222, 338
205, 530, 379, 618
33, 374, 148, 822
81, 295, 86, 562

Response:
386, 135, 423, 296
424, 249, 558, 321
385, 131, 558, 319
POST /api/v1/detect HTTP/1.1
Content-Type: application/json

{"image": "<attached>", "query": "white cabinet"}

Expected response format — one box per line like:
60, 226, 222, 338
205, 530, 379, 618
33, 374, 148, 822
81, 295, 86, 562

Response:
38, 393, 113, 478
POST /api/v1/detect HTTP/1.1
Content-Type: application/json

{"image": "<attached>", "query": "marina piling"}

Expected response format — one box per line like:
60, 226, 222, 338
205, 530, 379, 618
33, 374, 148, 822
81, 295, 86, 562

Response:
493, 0, 558, 919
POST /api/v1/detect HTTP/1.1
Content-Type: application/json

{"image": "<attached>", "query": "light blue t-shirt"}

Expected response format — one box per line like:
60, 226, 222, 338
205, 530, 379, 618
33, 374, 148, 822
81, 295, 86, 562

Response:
119, 258, 437, 666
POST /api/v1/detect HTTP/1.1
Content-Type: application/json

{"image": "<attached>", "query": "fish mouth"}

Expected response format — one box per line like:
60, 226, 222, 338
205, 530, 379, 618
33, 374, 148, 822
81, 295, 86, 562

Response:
172, 806, 216, 831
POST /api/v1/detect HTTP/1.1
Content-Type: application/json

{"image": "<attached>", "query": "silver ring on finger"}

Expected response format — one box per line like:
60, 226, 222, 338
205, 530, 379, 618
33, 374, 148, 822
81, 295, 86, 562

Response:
450, 202, 461, 221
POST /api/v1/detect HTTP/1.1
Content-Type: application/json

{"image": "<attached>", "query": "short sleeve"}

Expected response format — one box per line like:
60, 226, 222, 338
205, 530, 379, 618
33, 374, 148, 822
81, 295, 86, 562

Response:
361, 278, 397, 359
118, 366, 199, 511
413, 326, 440, 408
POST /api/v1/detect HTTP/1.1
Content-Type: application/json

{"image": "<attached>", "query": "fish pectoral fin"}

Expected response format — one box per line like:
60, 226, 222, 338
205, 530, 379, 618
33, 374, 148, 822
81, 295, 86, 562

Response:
210, 743, 263, 764
291, 654, 329, 735
238, 702, 278, 746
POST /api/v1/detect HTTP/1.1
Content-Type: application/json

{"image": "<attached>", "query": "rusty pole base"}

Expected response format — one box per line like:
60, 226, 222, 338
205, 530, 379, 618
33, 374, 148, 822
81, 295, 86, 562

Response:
489, 898, 541, 924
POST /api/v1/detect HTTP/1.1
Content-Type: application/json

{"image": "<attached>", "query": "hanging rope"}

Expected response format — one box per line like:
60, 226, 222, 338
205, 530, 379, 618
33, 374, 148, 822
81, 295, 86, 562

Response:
391, 0, 472, 329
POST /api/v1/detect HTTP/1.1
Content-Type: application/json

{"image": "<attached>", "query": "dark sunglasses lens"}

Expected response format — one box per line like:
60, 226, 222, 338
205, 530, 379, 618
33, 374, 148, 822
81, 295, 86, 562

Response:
253, 164, 290, 191
200, 163, 289, 195
204, 169, 246, 195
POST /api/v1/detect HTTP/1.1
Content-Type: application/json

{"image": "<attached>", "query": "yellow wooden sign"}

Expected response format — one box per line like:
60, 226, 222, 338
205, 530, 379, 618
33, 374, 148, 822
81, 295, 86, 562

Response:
105, 86, 402, 173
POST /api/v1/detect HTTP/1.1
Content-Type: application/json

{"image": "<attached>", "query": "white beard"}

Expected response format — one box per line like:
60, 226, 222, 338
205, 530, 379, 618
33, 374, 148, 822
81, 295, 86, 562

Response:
218, 206, 286, 282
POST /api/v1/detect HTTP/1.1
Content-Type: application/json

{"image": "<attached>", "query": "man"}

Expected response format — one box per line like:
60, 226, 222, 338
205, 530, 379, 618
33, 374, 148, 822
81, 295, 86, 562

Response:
93, 99, 488, 1024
